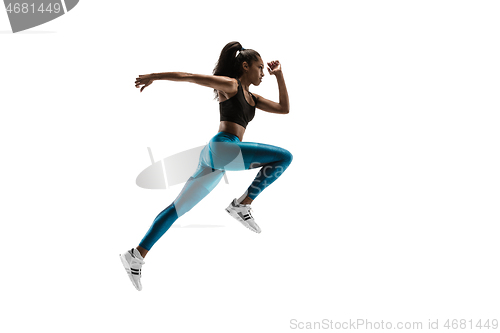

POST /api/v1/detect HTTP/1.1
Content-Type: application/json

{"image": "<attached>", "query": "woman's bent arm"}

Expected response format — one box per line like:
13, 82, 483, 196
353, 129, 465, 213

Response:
274, 72, 290, 113
254, 61, 290, 114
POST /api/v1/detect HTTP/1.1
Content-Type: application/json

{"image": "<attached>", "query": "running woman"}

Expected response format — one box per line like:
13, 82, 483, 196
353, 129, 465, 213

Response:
120, 41, 293, 291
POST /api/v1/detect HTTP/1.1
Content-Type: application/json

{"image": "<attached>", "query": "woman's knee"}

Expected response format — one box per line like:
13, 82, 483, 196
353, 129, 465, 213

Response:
280, 148, 293, 166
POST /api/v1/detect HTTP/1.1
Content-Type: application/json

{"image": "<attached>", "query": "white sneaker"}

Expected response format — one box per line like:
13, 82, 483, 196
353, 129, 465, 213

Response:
120, 248, 145, 291
225, 198, 261, 233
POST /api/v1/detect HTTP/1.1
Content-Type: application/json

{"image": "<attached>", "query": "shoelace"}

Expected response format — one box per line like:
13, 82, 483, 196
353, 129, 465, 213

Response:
130, 249, 146, 265
245, 206, 253, 218
236, 202, 254, 219
133, 258, 145, 266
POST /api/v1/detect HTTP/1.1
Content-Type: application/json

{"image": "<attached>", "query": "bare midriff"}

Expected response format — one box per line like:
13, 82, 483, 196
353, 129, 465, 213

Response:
218, 121, 246, 142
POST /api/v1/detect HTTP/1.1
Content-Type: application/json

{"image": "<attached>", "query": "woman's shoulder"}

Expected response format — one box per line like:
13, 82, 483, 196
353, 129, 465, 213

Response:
218, 78, 240, 102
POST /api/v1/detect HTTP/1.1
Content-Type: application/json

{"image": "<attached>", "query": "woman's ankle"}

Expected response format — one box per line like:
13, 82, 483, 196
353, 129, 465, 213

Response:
136, 246, 149, 258
240, 196, 253, 205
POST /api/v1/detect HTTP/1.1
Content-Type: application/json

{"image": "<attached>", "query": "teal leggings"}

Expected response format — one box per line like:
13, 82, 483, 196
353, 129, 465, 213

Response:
139, 131, 293, 250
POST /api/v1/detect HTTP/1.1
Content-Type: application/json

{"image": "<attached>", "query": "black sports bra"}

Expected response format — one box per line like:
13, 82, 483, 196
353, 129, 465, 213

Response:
219, 79, 256, 129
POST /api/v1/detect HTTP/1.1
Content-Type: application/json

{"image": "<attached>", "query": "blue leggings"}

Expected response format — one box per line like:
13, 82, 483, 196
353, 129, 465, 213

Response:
139, 131, 293, 250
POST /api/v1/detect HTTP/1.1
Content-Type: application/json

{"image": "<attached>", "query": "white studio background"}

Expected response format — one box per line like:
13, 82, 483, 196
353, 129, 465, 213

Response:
1, 1, 499, 332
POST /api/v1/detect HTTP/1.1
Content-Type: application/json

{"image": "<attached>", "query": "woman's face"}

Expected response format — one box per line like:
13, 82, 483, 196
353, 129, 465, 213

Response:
246, 56, 265, 86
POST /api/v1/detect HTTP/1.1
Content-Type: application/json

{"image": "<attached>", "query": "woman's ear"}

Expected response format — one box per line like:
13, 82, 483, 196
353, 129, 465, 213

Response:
242, 61, 249, 72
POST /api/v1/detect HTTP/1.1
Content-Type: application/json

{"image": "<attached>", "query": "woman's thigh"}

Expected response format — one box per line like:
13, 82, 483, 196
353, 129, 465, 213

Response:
209, 140, 290, 171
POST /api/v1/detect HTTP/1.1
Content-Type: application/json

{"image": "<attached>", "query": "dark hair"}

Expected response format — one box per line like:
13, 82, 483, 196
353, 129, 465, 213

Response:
212, 41, 261, 100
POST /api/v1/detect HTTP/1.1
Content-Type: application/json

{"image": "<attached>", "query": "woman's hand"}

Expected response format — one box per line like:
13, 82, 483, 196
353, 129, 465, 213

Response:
135, 74, 156, 92
267, 60, 282, 76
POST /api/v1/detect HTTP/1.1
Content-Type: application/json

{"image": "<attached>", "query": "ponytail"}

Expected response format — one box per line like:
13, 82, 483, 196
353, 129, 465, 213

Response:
212, 41, 261, 100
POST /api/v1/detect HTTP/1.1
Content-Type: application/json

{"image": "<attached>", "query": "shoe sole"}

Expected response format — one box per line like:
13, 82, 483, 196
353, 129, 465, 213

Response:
120, 254, 142, 291
225, 208, 261, 233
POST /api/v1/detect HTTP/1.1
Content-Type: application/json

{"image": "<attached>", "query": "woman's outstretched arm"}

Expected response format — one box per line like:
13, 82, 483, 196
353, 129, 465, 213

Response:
253, 61, 290, 114
135, 72, 238, 94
